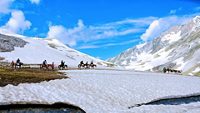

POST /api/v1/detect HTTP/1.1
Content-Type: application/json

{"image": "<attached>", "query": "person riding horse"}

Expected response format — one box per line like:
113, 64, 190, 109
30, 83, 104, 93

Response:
61, 60, 65, 67
80, 61, 84, 65
43, 60, 47, 66
85, 61, 89, 68
90, 61, 96, 68
90, 61, 93, 65
15, 58, 23, 68
40, 60, 48, 69
58, 60, 67, 70
16, 58, 20, 64
78, 61, 84, 69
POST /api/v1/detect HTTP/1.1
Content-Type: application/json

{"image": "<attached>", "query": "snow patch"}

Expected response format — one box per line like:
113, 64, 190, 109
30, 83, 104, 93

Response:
193, 67, 200, 73
136, 43, 146, 49
161, 31, 182, 43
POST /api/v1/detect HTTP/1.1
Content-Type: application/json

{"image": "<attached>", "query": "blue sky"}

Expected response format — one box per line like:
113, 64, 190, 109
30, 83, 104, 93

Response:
0, 0, 200, 60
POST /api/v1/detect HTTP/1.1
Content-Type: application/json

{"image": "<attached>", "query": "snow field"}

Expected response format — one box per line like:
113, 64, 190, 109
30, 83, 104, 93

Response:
0, 70, 200, 112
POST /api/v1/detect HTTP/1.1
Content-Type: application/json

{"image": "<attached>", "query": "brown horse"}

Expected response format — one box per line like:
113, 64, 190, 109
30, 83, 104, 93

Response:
40, 63, 54, 70
11, 61, 15, 68
11, 61, 23, 69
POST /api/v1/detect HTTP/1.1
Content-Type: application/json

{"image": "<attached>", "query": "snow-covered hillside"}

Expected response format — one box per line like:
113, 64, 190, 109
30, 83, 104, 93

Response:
108, 16, 200, 75
1, 70, 200, 113
0, 33, 111, 67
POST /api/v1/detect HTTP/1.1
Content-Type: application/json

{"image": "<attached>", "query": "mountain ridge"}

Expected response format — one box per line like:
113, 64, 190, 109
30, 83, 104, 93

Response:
108, 16, 200, 75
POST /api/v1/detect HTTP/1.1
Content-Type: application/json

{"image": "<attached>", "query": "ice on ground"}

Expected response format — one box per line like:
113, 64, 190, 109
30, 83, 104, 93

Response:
0, 70, 200, 113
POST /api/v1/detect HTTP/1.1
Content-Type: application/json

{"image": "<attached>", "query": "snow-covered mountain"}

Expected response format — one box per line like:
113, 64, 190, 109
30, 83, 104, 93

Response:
108, 16, 200, 75
0, 33, 111, 67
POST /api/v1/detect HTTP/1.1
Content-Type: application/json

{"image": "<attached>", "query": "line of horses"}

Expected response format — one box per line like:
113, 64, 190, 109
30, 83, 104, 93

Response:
78, 62, 97, 69
163, 67, 182, 74
11, 61, 55, 70
10, 60, 97, 70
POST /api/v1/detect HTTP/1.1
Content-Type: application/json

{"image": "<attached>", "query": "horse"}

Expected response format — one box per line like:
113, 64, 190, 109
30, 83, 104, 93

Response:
40, 63, 54, 70
89, 63, 96, 69
78, 63, 89, 69
84, 63, 90, 69
16, 62, 23, 68
11, 61, 15, 69
11, 61, 23, 69
58, 64, 68, 70
78, 62, 97, 69
163, 67, 182, 74
78, 63, 85, 69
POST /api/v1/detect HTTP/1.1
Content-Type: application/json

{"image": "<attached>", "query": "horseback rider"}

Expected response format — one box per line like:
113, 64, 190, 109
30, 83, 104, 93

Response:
85, 61, 88, 65
61, 60, 65, 67
85, 61, 89, 68
43, 60, 47, 66
16, 58, 20, 65
80, 61, 84, 65
163, 67, 167, 73
90, 61, 93, 65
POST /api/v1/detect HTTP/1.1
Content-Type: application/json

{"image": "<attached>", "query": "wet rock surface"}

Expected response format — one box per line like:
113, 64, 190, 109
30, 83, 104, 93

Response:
0, 102, 85, 113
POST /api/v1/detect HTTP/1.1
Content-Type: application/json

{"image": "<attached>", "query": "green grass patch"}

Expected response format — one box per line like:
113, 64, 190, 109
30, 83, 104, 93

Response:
0, 68, 68, 87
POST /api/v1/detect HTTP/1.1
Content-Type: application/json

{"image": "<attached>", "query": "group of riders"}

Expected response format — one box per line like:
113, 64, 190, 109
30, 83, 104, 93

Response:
78, 61, 96, 69
11, 58, 96, 69
163, 67, 181, 74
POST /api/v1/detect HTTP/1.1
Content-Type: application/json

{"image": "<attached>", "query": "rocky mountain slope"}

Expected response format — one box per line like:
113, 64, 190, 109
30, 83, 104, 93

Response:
108, 16, 200, 75
0, 33, 111, 68
0, 34, 27, 52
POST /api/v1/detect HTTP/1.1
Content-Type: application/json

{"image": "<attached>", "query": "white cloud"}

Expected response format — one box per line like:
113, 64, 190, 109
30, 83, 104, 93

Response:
47, 25, 77, 46
0, 0, 13, 14
30, 0, 40, 5
47, 19, 84, 46
47, 17, 155, 47
0, 10, 32, 33
141, 20, 160, 41
78, 39, 140, 49
140, 16, 191, 42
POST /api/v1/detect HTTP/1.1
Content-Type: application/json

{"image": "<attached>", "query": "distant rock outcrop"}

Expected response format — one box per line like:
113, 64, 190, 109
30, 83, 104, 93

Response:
0, 34, 27, 52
